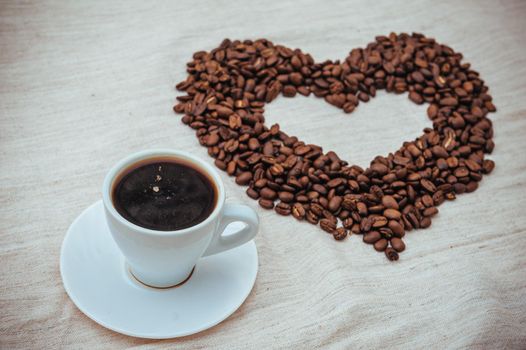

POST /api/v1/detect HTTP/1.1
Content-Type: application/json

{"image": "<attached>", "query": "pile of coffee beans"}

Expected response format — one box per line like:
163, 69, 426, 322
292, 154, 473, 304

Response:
173, 33, 496, 260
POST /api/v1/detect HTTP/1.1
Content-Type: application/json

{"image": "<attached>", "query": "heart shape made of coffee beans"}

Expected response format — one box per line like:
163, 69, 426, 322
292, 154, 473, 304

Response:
173, 33, 496, 261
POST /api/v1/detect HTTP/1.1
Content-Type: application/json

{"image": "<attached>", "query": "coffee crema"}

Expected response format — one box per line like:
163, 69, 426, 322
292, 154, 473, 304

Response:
112, 157, 217, 231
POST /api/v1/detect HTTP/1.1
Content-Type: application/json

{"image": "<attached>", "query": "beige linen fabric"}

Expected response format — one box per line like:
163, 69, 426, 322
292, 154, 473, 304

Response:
1, 0, 525, 348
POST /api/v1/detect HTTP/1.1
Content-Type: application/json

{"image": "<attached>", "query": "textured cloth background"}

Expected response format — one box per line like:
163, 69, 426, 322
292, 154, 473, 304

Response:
1, 0, 525, 348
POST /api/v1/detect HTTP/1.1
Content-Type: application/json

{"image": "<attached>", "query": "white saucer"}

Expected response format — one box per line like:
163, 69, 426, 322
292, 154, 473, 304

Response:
60, 200, 258, 339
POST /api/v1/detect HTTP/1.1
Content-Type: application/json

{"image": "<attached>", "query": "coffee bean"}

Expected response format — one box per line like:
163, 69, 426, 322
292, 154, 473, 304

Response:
363, 231, 381, 244
246, 187, 259, 199
342, 198, 355, 211
372, 216, 388, 228
374, 238, 388, 251
291, 203, 306, 220
454, 167, 469, 178
390, 237, 405, 252
320, 218, 336, 233
482, 159, 495, 174
466, 181, 478, 193
312, 184, 327, 195
206, 133, 220, 146
327, 178, 345, 188
333, 227, 348, 240
409, 91, 423, 104
440, 97, 458, 106
381, 195, 399, 210
260, 187, 277, 200
420, 179, 437, 193
248, 138, 260, 150
216, 106, 233, 118
406, 212, 420, 229
433, 191, 445, 206
432, 145, 448, 158
306, 210, 319, 225
420, 194, 432, 207
361, 216, 373, 232
328, 196, 342, 212
454, 183, 466, 194
371, 163, 389, 175
235, 172, 252, 185
422, 207, 438, 217
283, 85, 297, 97
289, 72, 303, 86
384, 209, 401, 220
310, 203, 324, 216
420, 217, 432, 228
465, 159, 481, 172
275, 202, 291, 216
357, 202, 368, 216
263, 142, 274, 156
258, 198, 274, 209
342, 217, 354, 229
279, 191, 294, 203
175, 33, 496, 262
427, 104, 438, 119
388, 220, 405, 237
385, 248, 399, 261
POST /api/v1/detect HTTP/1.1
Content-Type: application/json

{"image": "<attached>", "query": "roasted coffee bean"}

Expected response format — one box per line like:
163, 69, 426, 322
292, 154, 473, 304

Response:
333, 227, 348, 240
235, 172, 252, 185
306, 210, 319, 225
370, 163, 389, 175
409, 91, 423, 104
327, 178, 345, 188
421, 194, 434, 207
420, 217, 432, 228
390, 237, 406, 252
258, 198, 274, 209
374, 238, 388, 251
420, 179, 437, 193
381, 195, 399, 210
422, 207, 438, 217
279, 191, 294, 203
454, 167, 469, 178
275, 202, 291, 216
466, 181, 478, 193
361, 216, 373, 232
260, 187, 277, 200
328, 196, 342, 212
175, 33, 496, 261
384, 209, 401, 220
357, 202, 368, 216
388, 220, 405, 237
433, 191, 445, 206
342, 218, 354, 229
385, 248, 399, 261
342, 198, 355, 211
482, 159, 495, 174
372, 216, 388, 228
363, 231, 381, 244
465, 159, 481, 172
246, 187, 259, 199
320, 218, 336, 233
310, 203, 324, 216
291, 203, 306, 220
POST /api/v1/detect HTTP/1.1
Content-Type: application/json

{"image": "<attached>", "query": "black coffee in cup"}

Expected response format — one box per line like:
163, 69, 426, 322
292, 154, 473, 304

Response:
112, 157, 217, 231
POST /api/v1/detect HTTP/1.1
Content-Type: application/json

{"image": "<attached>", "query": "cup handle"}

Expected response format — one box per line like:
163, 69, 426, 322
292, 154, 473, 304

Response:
203, 203, 259, 257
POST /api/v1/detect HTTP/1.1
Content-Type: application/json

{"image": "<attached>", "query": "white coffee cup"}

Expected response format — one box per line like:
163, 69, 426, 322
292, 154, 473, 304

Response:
102, 149, 259, 288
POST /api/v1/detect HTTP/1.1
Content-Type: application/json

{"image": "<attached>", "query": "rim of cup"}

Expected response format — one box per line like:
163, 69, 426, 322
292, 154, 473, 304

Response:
102, 149, 226, 237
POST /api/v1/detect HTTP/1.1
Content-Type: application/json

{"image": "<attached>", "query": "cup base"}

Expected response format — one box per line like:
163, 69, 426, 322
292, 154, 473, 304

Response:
128, 266, 196, 290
